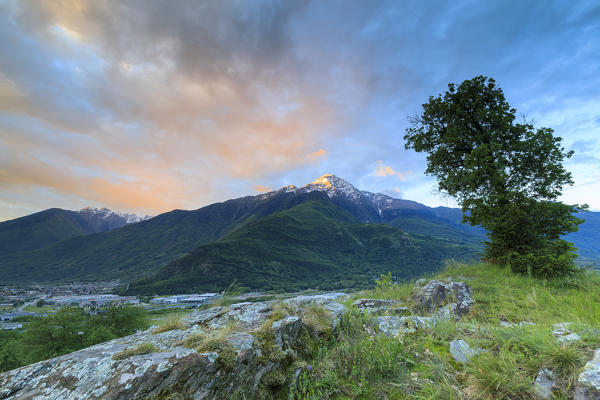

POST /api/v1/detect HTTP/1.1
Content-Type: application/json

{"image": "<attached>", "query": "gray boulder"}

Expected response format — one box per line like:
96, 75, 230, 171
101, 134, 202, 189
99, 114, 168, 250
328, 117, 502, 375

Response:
558, 332, 582, 343
413, 280, 474, 318
376, 315, 436, 336
533, 368, 556, 399
552, 322, 572, 338
272, 316, 302, 349
449, 339, 482, 364
575, 349, 600, 400
499, 320, 534, 328
352, 298, 408, 315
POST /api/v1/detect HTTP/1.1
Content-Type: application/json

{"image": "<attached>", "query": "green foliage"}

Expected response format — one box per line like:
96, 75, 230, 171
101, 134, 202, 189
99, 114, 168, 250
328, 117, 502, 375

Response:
0, 331, 25, 372
375, 272, 393, 291
127, 198, 478, 294
0, 305, 150, 373
404, 75, 586, 277
0, 191, 344, 284
0, 209, 98, 256
112, 342, 158, 360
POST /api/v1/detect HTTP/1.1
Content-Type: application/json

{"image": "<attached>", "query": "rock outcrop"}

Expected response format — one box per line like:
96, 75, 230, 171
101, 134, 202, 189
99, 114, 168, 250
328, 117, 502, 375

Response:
533, 368, 556, 399
375, 315, 436, 336
575, 349, 600, 400
449, 339, 482, 364
0, 294, 346, 400
412, 279, 474, 318
352, 298, 408, 315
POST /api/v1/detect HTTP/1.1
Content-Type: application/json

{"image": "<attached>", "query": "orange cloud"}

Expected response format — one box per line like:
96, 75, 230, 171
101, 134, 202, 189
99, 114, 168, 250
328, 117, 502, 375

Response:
0, 1, 370, 220
374, 161, 408, 181
306, 148, 327, 162
254, 184, 272, 193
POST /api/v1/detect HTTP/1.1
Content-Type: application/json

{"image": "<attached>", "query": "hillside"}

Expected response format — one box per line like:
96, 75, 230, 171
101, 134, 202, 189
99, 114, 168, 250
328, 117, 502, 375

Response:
0, 191, 339, 283
0, 207, 145, 256
1, 175, 597, 285
126, 197, 479, 294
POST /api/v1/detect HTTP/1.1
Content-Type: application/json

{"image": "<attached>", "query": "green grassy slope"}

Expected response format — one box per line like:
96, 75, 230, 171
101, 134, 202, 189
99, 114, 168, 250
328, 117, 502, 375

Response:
0, 209, 96, 255
126, 199, 479, 294
294, 263, 600, 399
0, 192, 339, 284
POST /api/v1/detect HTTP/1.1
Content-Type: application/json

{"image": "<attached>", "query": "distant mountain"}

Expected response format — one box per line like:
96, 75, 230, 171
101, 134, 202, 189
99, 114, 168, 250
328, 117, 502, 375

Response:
126, 194, 480, 294
1, 175, 597, 289
0, 207, 149, 256
566, 211, 600, 268
0, 191, 338, 283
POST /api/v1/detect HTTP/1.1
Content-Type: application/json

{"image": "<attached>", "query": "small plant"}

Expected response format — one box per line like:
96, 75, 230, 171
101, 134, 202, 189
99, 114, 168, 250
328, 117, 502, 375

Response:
302, 303, 332, 336
256, 302, 294, 339
112, 342, 158, 360
466, 350, 536, 399
214, 281, 249, 307
153, 313, 185, 334
542, 343, 586, 389
375, 272, 394, 291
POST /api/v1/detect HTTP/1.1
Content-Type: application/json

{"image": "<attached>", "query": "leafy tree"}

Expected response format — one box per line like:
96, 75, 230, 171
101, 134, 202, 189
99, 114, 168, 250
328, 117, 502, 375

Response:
90, 305, 149, 337
404, 76, 586, 277
0, 331, 24, 372
22, 307, 87, 361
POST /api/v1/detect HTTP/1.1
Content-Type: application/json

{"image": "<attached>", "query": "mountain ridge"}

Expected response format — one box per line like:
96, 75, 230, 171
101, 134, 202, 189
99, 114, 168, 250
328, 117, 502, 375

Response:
1, 174, 598, 288
0, 206, 149, 257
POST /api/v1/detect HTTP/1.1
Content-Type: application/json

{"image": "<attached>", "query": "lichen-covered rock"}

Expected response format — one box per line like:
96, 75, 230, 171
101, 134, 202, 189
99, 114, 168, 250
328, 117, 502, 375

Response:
575, 349, 600, 400
558, 332, 582, 343
206, 302, 272, 330
272, 316, 302, 349
285, 292, 347, 330
352, 298, 408, 315
499, 320, 534, 328
449, 339, 482, 364
0, 293, 346, 400
533, 368, 556, 399
552, 322, 572, 338
414, 278, 427, 287
376, 315, 436, 336
413, 280, 474, 318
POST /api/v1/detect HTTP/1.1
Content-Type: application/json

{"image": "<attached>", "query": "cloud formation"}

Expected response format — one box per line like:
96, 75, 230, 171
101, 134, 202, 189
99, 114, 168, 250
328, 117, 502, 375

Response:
1, 0, 600, 220
374, 161, 408, 181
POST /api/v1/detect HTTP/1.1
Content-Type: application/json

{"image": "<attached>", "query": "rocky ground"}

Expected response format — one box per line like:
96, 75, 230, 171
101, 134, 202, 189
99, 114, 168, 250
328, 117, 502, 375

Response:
1, 273, 599, 399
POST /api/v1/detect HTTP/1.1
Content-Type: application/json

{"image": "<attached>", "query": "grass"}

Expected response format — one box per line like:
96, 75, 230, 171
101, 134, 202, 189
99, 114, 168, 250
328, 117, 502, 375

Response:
152, 313, 186, 334
291, 262, 600, 400
112, 342, 158, 360
23, 305, 56, 313
213, 281, 248, 307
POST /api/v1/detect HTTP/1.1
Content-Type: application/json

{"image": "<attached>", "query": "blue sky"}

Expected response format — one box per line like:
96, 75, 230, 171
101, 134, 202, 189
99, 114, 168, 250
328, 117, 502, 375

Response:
1, 0, 599, 221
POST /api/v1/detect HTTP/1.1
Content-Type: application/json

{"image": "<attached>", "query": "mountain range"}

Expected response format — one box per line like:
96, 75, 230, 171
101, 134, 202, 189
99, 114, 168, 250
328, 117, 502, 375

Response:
0, 175, 597, 293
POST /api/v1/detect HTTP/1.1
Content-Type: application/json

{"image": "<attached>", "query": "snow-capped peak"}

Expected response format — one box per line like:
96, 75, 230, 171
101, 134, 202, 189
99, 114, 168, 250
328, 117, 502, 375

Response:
303, 174, 363, 200
78, 207, 151, 224
117, 212, 152, 224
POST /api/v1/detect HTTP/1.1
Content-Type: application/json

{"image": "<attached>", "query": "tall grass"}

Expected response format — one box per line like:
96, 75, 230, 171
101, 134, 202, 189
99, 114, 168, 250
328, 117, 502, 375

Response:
152, 313, 185, 334
291, 262, 600, 399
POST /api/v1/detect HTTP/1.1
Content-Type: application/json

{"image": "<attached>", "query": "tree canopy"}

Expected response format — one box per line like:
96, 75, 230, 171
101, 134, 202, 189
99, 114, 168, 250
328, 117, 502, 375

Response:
404, 76, 586, 278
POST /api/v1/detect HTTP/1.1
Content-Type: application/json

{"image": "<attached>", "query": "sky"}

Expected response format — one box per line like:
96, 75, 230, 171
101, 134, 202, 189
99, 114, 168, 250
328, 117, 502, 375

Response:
1, 0, 599, 221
